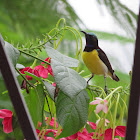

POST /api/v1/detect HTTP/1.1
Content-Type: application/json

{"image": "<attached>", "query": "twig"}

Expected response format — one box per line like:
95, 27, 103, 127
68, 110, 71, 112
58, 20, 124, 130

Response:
18, 50, 50, 65
15, 68, 35, 88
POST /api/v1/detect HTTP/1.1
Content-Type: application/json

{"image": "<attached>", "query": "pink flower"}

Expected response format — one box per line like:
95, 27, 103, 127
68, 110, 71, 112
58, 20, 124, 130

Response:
36, 129, 48, 140
87, 121, 97, 129
36, 125, 98, 140
0, 109, 13, 133
68, 133, 78, 139
20, 67, 40, 80
35, 57, 53, 79
90, 97, 108, 114
77, 128, 96, 140
66, 128, 97, 140
96, 118, 110, 126
38, 117, 58, 129
36, 128, 57, 140
45, 129, 57, 135
52, 82, 56, 87
45, 117, 58, 128
38, 121, 42, 127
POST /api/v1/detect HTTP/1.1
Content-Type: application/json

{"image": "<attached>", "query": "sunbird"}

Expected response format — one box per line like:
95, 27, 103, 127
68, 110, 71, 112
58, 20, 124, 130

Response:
81, 31, 119, 92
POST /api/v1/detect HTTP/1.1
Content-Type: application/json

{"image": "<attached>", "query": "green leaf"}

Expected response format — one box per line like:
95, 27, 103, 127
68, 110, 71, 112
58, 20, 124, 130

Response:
43, 81, 55, 101
56, 89, 89, 138
24, 72, 56, 101
24, 71, 43, 83
12, 116, 24, 140
22, 84, 45, 127
4, 41, 20, 67
46, 46, 79, 67
51, 59, 87, 98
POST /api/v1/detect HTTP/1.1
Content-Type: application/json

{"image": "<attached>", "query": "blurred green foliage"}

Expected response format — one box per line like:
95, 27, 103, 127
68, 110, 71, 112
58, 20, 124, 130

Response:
0, 0, 83, 44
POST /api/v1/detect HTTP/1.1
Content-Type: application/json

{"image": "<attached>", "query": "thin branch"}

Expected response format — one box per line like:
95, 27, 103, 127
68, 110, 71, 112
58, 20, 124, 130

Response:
15, 68, 35, 88
44, 91, 52, 119
19, 50, 50, 65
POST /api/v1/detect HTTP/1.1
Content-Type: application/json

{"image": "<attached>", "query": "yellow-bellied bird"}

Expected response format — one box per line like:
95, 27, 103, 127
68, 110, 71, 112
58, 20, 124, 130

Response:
81, 31, 119, 92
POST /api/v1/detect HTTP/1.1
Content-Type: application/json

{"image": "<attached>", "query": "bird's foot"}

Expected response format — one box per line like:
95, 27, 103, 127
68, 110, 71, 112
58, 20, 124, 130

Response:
87, 74, 94, 86
87, 80, 90, 85
104, 86, 108, 94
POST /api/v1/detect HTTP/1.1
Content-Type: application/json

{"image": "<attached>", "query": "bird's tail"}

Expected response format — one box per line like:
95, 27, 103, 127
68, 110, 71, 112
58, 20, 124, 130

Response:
112, 73, 120, 82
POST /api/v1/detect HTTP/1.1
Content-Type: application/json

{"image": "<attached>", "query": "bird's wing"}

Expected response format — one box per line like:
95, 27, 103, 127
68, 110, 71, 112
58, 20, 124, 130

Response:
97, 47, 114, 75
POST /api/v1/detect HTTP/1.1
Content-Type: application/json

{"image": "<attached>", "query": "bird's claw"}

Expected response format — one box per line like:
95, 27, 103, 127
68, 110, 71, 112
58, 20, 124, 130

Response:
104, 86, 108, 94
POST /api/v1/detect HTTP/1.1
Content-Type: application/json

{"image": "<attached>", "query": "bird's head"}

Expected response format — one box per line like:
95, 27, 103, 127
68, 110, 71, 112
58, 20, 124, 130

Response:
81, 31, 98, 48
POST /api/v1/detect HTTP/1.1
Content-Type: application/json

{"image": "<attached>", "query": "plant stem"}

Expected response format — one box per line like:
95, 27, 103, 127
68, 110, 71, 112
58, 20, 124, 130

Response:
19, 49, 50, 65
40, 117, 51, 140
31, 51, 41, 69
112, 93, 120, 140
44, 91, 52, 119
15, 68, 35, 88
104, 86, 122, 101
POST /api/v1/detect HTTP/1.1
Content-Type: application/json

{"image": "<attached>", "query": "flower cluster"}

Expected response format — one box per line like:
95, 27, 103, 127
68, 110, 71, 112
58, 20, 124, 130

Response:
19, 67, 40, 80
19, 57, 56, 92
0, 110, 126, 140
20, 57, 53, 80
35, 57, 53, 78
37, 117, 126, 140
104, 126, 126, 140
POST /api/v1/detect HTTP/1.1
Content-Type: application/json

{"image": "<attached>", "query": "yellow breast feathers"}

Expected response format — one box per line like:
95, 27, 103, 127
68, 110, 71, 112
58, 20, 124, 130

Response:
82, 49, 109, 76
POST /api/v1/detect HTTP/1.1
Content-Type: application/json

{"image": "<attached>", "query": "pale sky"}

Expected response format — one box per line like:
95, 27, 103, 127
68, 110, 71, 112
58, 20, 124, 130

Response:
67, 0, 139, 73
68, 0, 139, 36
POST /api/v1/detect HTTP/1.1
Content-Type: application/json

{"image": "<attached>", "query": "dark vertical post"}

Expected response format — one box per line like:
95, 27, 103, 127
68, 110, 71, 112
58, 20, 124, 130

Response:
125, 6, 140, 140
0, 39, 38, 139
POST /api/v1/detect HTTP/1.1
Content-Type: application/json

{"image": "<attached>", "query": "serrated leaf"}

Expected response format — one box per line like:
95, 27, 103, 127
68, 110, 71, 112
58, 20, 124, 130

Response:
46, 46, 79, 67
56, 89, 89, 138
4, 41, 20, 67
22, 84, 45, 127
51, 59, 87, 98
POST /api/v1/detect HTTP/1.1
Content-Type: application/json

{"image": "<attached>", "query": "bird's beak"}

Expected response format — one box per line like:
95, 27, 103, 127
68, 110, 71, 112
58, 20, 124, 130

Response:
80, 31, 87, 35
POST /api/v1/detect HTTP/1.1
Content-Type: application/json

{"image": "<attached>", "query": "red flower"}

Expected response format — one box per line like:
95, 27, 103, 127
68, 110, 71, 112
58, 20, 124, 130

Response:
0, 109, 13, 133
104, 126, 126, 140
87, 121, 97, 129
52, 82, 56, 87
68, 133, 78, 139
36, 129, 48, 140
104, 128, 113, 140
45, 117, 58, 128
115, 126, 126, 137
20, 67, 40, 80
77, 128, 96, 140
35, 57, 53, 79
38, 117, 58, 129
